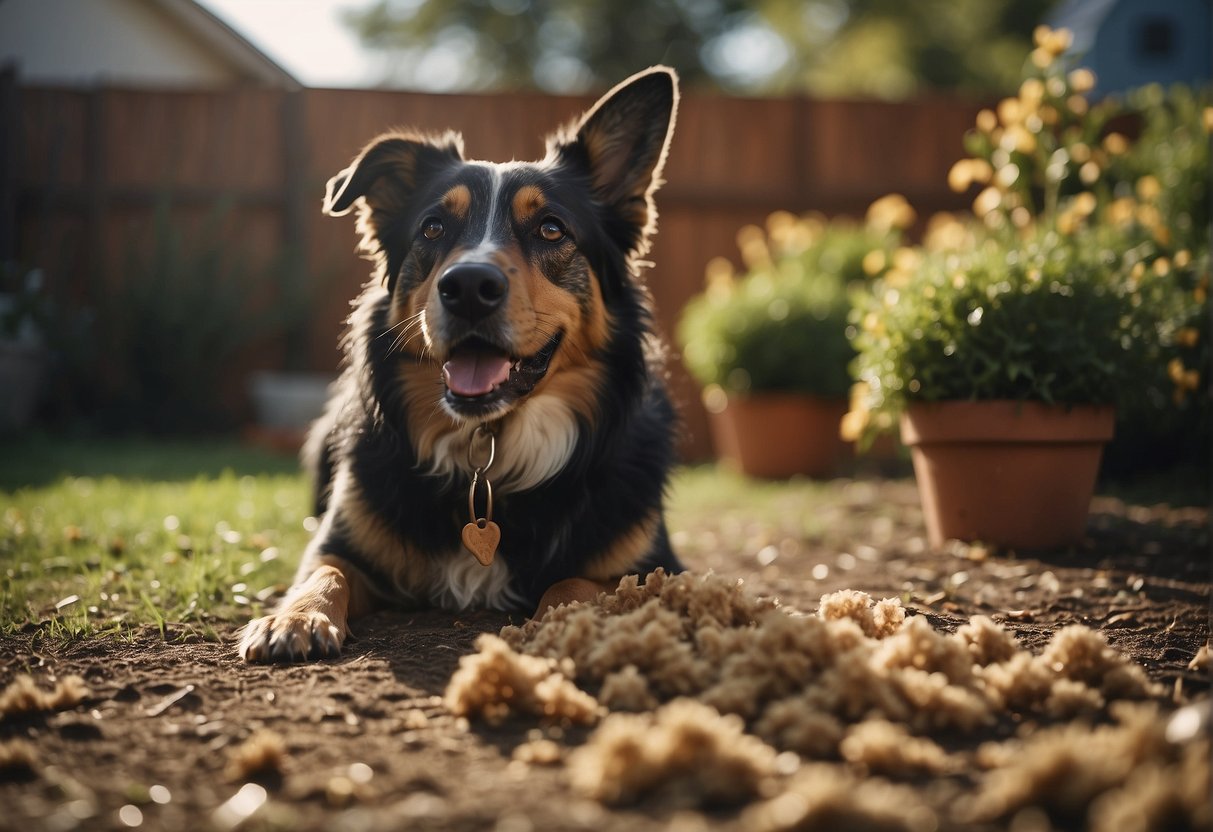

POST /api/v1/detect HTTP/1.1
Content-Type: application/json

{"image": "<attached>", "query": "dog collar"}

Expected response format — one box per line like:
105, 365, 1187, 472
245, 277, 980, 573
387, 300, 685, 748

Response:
461, 424, 500, 567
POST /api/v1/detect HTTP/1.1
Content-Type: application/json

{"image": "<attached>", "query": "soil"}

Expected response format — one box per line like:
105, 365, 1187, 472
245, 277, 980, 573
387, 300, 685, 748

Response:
1, 479, 1209, 832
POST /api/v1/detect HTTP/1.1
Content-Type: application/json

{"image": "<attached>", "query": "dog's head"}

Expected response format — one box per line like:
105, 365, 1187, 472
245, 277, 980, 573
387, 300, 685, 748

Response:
323, 67, 678, 424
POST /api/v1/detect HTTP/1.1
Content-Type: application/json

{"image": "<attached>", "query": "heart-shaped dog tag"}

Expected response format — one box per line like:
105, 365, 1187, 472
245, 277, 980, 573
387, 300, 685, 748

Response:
462, 519, 500, 567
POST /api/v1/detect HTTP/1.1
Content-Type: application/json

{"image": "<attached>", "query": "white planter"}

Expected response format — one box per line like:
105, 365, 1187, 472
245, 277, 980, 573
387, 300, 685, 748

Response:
0, 341, 45, 431
249, 371, 334, 430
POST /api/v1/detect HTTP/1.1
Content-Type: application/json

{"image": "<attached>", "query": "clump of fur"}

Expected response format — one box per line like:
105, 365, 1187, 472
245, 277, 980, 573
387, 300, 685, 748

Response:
0, 739, 38, 780
0, 675, 88, 719
568, 698, 777, 807
960, 703, 1210, 830
448, 569, 1180, 826
224, 730, 287, 782
512, 738, 563, 765
490, 571, 1160, 753
444, 634, 601, 725
744, 764, 938, 832
839, 720, 956, 777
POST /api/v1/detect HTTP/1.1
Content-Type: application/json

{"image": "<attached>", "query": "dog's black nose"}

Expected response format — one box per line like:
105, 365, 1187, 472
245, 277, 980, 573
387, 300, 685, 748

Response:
437, 262, 509, 322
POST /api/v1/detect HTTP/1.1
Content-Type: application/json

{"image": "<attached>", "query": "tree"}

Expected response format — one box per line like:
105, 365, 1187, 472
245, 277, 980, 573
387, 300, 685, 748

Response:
343, 0, 1059, 98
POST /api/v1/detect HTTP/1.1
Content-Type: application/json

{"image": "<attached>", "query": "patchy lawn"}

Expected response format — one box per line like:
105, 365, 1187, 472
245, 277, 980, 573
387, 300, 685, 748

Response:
0, 438, 1208, 831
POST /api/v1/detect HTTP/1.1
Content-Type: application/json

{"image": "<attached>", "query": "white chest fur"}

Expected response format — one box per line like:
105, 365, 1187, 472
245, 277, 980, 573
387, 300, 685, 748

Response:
425, 393, 580, 493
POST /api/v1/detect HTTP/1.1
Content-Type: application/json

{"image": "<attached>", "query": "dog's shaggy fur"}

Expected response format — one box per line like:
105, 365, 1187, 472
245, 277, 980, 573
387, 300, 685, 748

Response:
241, 67, 684, 662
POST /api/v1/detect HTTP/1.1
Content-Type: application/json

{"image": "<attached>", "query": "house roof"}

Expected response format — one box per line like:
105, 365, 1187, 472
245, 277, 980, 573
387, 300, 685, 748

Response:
150, 0, 301, 88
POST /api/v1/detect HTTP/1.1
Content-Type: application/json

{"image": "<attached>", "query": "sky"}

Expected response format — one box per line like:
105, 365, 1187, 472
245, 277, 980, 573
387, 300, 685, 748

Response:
196, 0, 382, 88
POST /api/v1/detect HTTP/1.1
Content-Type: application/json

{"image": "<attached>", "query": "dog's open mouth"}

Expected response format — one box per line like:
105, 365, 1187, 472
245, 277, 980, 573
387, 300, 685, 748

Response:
442, 332, 563, 414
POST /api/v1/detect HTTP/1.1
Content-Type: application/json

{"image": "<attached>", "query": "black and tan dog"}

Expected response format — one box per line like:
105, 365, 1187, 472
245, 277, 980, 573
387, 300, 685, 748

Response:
240, 67, 684, 662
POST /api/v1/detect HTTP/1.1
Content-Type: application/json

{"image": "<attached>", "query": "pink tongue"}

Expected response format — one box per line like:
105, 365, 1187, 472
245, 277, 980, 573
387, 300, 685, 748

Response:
442, 352, 511, 397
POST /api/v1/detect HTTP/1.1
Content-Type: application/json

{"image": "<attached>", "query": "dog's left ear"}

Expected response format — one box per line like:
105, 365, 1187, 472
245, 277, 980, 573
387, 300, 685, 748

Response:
550, 66, 679, 254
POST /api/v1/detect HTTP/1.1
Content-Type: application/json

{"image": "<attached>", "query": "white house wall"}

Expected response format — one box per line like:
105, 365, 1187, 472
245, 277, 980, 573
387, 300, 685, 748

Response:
0, 0, 240, 86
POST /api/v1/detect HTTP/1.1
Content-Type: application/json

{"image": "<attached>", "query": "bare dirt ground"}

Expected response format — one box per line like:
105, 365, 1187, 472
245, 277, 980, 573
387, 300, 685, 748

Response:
1, 478, 1209, 832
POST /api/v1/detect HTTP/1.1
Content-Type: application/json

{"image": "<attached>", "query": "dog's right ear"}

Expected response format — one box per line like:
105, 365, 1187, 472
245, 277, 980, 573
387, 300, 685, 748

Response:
323, 131, 464, 217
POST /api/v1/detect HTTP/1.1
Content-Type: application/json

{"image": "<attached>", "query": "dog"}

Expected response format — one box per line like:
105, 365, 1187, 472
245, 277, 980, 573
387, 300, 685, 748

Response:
240, 67, 684, 662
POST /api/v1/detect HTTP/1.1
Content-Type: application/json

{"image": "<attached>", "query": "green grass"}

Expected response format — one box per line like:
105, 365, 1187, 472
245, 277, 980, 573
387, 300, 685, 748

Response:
1, 435, 1204, 644
1, 436, 310, 641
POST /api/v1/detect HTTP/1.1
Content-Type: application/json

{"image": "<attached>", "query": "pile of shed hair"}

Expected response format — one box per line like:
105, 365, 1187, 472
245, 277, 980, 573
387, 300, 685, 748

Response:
445, 570, 1209, 829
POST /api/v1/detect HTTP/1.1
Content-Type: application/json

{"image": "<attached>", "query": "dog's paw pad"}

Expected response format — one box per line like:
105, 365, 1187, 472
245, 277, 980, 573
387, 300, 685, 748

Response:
239, 612, 345, 663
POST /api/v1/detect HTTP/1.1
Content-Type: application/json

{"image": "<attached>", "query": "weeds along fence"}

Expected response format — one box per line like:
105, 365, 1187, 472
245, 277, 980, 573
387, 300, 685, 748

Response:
2, 72, 982, 456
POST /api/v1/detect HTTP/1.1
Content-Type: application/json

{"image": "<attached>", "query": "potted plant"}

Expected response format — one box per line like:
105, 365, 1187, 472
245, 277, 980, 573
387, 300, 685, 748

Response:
850, 233, 1134, 548
678, 206, 907, 478
846, 26, 1209, 548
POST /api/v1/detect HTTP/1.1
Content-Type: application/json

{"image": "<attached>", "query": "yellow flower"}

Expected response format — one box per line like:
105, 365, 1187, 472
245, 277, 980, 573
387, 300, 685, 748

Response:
893, 247, 921, 272
1182, 370, 1201, 391
1033, 25, 1052, 48
1030, 48, 1053, 69
1040, 104, 1060, 126
736, 224, 771, 270
1168, 358, 1186, 384
1071, 192, 1097, 217
1045, 28, 1074, 56
969, 159, 993, 184
1107, 197, 1136, 227
1103, 133, 1129, 155
884, 268, 911, 288
1019, 78, 1045, 107
765, 210, 798, 250
976, 109, 998, 134
1153, 257, 1172, 277
1005, 126, 1037, 154
1067, 68, 1096, 93
1175, 250, 1192, 268
997, 97, 1022, 125
1011, 206, 1032, 229
1131, 261, 1146, 281
1069, 142, 1091, 164
866, 193, 916, 233
923, 212, 970, 252
1057, 209, 1079, 235
951, 273, 967, 289
1136, 175, 1162, 202
972, 186, 1002, 218
862, 249, 887, 276
1079, 160, 1101, 185
1176, 327, 1200, 348
1067, 94, 1089, 116
839, 408, 869, 443
704, 256, 736, 301
1204, 107, 1213, 134
1136, 203, 1162, 229
948, 159, 974, 193
996, 163, 1020, 188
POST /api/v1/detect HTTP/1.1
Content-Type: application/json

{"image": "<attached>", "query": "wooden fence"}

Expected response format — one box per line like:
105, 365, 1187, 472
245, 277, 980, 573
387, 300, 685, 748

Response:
3, 73, 984, 458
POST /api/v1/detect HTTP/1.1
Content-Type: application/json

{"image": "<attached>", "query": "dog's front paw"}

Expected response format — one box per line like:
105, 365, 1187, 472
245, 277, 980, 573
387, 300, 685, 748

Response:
239, 611, 345, 663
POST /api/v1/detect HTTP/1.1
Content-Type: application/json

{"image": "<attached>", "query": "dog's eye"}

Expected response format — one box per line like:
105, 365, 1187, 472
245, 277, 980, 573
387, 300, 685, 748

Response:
421, 218, 444, 241
538, 218, 567, 243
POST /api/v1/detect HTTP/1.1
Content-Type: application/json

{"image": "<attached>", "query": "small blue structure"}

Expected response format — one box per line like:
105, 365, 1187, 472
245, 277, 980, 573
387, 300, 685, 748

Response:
1050, 0, 1212, 95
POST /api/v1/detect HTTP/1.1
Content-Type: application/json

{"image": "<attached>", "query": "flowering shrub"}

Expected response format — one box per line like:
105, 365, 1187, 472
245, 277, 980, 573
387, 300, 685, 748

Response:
849, 232, 1136, 437
678, 200, 911, 402
846, 25, 1210, 463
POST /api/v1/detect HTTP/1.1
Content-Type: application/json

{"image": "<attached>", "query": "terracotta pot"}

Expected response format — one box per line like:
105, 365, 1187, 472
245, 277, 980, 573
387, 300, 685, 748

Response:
901, 400, 1115, 549
709, 394, 850, 479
